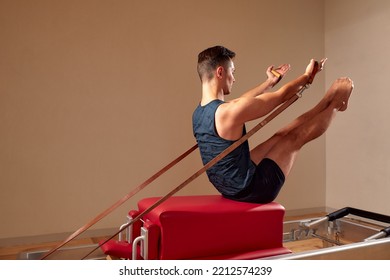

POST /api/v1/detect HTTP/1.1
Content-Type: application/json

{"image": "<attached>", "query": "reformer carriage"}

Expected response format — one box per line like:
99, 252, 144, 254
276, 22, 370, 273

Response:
20, 195, 390, 260
97, 195, 390, 260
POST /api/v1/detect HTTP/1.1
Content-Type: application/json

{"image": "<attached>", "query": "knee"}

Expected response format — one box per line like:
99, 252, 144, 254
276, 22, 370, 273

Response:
273, 125, 301, 139
273, 130, 302, 150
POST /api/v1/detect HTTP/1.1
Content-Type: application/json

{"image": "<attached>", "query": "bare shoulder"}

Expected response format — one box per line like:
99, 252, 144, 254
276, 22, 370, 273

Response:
215, 92, 279, 140
217, 96, 260, 122
215, 99, 246, 140
215, 99, 239, 122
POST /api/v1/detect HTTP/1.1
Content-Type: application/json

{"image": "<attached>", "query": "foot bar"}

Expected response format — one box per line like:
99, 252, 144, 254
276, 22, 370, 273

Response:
304, 207, 390, 229
365, 226, 390, 241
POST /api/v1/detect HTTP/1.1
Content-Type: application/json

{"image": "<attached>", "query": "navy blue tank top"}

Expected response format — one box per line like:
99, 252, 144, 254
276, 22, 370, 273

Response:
192, 99, 256, 196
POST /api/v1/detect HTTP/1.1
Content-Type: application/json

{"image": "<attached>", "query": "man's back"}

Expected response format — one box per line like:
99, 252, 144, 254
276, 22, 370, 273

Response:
192, 99, 255, 196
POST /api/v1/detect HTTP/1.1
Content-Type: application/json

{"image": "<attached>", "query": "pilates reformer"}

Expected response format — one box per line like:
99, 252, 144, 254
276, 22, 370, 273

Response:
96, 197, 390, 260
20, 198, 390, 260
27, 61, 388, 260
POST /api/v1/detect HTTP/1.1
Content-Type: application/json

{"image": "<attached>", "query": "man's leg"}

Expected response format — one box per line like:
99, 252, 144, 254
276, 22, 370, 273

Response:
251, 77, 354, 177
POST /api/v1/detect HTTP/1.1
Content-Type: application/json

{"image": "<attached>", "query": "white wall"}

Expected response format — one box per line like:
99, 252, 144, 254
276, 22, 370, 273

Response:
325, 0, 390, 215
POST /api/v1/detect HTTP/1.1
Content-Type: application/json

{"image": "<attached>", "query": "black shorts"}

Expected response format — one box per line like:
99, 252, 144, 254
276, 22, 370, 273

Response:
223, 158, 285, 204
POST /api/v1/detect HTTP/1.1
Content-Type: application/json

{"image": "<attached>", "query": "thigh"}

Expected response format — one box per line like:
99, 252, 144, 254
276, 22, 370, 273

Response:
250, 133, 282, 165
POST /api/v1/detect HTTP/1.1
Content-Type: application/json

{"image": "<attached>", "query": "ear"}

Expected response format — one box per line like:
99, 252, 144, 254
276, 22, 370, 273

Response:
216, 66, 224, 79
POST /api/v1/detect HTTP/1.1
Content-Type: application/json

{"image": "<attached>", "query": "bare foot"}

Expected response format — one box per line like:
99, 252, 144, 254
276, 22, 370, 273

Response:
328, 77, 354, 111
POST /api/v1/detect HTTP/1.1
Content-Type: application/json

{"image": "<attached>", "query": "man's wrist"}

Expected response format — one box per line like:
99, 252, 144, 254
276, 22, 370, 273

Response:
303, 73, 311, 84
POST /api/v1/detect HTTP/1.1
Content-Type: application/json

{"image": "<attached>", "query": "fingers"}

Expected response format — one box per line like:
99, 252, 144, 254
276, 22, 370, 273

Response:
274, 63, 291, 75
319, 58, 328, 71
266, 65, 274, 74
267, 64, 290, 87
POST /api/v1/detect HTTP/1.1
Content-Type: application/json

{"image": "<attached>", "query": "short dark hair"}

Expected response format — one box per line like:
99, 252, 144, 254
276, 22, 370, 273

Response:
197, 46, 236, 82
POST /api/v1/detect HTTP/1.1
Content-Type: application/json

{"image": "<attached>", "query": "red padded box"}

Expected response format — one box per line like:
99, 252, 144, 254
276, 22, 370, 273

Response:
138, 195, 291, 260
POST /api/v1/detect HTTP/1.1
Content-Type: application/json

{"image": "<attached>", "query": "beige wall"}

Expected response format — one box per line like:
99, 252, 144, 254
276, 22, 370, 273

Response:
0, 0, 326, 241
325, 0, 390, 214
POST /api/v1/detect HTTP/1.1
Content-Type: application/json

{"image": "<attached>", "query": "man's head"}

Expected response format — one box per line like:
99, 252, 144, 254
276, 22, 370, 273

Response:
197, 46, 236, 83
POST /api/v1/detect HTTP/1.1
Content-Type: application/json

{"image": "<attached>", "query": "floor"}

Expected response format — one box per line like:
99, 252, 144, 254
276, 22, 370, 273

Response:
0, 236, 108, 260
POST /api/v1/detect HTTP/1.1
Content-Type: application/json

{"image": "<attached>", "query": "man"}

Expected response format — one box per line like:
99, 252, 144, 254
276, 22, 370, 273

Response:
192, 46, 353, 203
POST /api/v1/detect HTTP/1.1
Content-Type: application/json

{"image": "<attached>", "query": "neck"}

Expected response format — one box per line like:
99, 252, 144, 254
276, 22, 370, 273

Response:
200, 81, 224, 106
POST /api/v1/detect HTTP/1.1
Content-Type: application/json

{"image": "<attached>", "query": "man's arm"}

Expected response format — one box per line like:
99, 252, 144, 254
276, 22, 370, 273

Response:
216, 59, 324, 140
226, 59, 326, 124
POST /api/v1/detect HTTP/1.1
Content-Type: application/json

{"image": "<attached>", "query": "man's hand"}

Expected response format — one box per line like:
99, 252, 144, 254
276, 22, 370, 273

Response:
267, 64, 291, 87
305, 58, 327, 83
